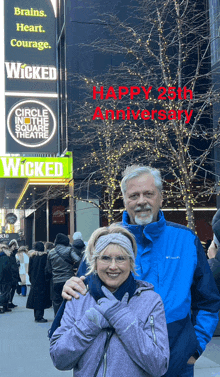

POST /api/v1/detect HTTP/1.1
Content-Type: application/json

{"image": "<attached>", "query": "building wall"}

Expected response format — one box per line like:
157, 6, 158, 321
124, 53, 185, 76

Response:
63, 0, 217, 235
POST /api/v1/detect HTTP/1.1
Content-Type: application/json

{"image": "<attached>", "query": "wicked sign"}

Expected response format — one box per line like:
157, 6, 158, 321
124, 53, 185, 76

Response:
4, 0, 58, 153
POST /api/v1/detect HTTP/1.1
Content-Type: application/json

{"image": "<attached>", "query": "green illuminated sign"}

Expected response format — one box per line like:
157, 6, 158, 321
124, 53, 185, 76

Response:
0, 156, 73, 179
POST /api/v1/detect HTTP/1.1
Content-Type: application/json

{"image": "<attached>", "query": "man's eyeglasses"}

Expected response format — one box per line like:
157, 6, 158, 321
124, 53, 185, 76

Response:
98, 255, 129, 265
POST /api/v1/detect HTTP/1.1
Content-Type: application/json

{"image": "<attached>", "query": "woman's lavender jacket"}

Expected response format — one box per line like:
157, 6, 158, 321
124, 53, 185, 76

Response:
50, 280, 169, 377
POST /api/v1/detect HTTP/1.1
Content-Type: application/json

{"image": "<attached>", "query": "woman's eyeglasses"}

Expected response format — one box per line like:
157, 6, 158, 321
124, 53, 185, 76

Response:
98, 255, 129, 265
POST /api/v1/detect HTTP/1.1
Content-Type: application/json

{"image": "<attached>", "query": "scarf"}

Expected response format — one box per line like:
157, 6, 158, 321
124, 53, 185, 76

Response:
85, 272, 137, 302
48, 272, 137, 340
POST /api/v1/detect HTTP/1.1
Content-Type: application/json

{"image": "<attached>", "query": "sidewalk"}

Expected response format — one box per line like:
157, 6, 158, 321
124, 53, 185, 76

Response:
0, 292, 220, 377
195, 336, 220, 377
0, 292, 72, 377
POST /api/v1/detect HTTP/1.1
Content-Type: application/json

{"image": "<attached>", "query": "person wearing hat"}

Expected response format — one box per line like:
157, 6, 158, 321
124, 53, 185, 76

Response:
50, 224, 169, 377
26, 242, 51, 322
8, 239, 21, 308
45, 233, 82, 315
72, 232, 85, 263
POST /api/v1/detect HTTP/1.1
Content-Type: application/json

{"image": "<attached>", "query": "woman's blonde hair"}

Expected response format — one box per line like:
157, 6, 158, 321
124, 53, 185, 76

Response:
85, 223, 137, 275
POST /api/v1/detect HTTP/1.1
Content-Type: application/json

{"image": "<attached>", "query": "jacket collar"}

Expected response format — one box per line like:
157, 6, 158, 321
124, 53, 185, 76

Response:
122, 209, 166, 241
135, 280, 154, 292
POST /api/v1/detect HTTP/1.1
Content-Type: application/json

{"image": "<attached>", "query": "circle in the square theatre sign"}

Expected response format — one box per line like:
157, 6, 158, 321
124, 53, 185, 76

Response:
6, 213, 17, 225
7, 99, 57, 148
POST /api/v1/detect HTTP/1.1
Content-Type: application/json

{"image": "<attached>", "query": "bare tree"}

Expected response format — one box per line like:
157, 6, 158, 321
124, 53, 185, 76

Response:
69, 73, 156, 224
70, 0, 220, 230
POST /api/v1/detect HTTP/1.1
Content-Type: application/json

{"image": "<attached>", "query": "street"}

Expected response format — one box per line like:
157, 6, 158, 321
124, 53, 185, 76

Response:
0, 292, 220, 377
0, 292, 72, 377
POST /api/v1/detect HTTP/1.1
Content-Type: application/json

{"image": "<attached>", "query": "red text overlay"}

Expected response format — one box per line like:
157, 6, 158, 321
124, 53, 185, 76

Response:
92, 86, 193, 124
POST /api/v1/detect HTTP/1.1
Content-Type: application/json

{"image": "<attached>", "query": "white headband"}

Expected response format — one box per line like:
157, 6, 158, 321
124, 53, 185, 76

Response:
95, 233, 135, 260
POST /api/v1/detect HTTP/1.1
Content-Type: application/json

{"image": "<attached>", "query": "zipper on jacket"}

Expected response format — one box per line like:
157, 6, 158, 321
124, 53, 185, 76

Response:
150, 315, 157, 344
103, 352, 107, 377
102, 330, 112, 377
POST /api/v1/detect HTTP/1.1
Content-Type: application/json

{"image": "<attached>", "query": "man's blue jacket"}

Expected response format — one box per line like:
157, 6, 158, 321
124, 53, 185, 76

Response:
120, 210, 220, 375
50, 210, 220, 376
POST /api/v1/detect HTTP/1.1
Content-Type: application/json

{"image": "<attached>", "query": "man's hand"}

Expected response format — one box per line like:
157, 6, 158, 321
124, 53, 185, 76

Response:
62, 276, 87, 300
187, 356, 196, 365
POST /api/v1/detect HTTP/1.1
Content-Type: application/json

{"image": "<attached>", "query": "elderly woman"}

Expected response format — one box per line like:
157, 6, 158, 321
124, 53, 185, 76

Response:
50, 224, 169, 377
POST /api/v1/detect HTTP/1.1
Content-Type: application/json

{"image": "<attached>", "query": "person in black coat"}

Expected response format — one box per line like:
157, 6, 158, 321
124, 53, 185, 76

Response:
208, 210, 220, 293
8, 239, 21, 308
0, 244, 13, 313
72, 232, 86, 263
26, 241, 51, 323
207, 209, 220, 336
45, 233, 82, 316
44, 242, 55, 305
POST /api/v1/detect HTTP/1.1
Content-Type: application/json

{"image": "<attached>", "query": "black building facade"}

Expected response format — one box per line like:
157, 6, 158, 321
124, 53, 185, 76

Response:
50, 0, 217, 242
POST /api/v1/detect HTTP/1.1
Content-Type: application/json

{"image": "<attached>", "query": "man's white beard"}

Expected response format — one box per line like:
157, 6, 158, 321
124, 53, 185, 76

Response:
135, 213, 154, 225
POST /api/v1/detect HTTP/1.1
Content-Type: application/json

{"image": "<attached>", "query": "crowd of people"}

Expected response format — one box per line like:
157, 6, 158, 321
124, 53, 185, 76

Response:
0, 239, 28, 313
0, 232, 85, 320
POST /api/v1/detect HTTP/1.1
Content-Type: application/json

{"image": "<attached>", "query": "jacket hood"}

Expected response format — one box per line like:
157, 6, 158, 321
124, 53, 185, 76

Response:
55, 233, 69, 246
72, 239, 85, 249
9, 239, 19, 248
135, 279, 154, 292
34, 241, 45, 252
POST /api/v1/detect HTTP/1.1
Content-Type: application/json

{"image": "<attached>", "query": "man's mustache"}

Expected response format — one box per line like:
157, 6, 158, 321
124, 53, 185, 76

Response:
135, 205, 152, 212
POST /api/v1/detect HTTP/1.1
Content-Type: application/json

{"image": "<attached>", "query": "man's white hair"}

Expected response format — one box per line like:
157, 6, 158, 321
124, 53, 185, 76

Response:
121, 165, 162, 199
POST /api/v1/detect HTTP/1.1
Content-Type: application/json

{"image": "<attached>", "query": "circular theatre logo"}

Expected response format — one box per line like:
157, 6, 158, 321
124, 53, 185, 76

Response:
7, 99, 57, 148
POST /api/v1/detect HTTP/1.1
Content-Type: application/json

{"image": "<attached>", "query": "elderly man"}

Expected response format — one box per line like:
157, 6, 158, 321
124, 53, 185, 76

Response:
61, 165, 220, 377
